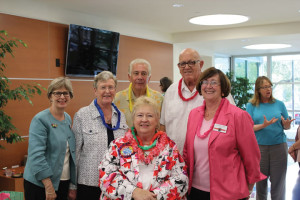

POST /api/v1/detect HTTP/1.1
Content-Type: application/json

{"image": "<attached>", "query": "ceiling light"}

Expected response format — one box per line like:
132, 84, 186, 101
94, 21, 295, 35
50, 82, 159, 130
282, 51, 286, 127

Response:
243, 44, 291, 50
173, 4, 184, 7
189, 14, 249, 25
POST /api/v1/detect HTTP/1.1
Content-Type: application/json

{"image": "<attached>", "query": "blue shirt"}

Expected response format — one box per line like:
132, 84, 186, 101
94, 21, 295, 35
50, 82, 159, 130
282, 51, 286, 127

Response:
246, 100, 288, 145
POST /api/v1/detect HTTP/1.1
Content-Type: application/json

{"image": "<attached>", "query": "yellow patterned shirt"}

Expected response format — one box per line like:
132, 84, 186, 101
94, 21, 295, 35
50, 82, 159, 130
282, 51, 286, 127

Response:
114, 87, 163, 127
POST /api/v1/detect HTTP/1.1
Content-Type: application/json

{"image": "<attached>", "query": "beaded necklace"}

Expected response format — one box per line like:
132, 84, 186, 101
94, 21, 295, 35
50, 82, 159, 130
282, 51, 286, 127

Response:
94, 98, 121, 131
178, 78, 198, 101
128, 83, 150, 112
131, 127, 163, 150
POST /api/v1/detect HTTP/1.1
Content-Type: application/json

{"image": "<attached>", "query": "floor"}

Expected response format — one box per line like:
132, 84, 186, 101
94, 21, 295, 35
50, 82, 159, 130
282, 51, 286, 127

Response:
249, 141, 299, 200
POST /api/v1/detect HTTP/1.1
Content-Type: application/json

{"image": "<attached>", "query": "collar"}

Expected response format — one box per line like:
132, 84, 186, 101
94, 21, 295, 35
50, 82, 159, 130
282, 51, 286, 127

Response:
181, 79, 197, 94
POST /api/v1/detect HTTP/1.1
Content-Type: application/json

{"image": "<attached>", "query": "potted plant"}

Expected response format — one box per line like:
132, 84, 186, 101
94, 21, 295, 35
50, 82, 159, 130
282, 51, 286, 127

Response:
0, 30, 44, 149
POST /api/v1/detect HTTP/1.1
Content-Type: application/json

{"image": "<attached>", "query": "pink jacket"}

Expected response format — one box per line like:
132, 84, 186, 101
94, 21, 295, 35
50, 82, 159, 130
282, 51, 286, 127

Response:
183, 98, 266, 200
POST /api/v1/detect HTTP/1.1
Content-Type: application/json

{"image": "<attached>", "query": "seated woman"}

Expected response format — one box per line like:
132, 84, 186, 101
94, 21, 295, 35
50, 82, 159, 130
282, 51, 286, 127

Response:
183, 67, 266, 200
99, 96, 188, 200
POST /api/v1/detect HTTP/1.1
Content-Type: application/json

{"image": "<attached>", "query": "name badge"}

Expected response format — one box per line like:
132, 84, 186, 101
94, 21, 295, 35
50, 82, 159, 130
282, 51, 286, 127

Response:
213, 124, 227, 133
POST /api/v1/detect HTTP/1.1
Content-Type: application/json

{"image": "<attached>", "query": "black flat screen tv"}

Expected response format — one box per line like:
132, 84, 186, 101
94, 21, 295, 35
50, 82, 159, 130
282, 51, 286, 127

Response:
65, 24, 120, 77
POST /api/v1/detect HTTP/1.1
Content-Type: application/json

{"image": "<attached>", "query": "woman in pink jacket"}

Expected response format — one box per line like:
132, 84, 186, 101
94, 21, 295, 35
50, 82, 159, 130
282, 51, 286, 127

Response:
183, 67, 266, 200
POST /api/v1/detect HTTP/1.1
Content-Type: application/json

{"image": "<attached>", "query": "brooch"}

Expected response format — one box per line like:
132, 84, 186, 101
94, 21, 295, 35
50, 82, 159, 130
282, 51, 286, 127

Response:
51, 123, 57, 128
119, 145, 134, 158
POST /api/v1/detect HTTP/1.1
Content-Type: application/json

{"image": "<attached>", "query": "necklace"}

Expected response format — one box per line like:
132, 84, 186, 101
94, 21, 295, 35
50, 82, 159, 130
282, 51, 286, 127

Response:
178, 78, 198, 101
94, 98, 121, 131
197, 98, 225, 139
127, 130, 168, 165
128, 83, 150, 112
131, 127, 163, 150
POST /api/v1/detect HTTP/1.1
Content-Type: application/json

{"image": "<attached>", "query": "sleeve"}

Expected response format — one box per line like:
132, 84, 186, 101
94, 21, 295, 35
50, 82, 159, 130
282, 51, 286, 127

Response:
235, 111, 266, 184
280, 101, 289, 119
27, 116, 53, 181
160, 91, 168, 125
98, 141, 137, 200
152, 143, 189, 199
71, 111, 83, 188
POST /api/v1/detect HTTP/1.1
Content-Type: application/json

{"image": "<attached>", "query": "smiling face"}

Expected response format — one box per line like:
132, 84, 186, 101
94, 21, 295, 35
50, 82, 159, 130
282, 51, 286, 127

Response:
201, 74, 222, 102
50, 87, 71, 109
259, 79, 273, 102
133, 105, 159, 140
128, 63, 150, 92
178, 49, 203, 85
94, 79, 116, 106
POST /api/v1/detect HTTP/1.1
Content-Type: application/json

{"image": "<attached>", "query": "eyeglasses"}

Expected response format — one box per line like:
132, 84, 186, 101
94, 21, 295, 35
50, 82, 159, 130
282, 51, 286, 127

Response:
260, 85, 272, 90
99, 86, 115, 91
177, 60, 200, 68
132, 71, 148, 77
201, 80, 220, 87
52, 91, 70, 97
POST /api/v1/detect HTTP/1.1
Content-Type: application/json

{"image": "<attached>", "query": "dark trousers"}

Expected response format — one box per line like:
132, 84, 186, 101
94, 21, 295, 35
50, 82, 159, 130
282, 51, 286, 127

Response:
24, 179, 69, 200
77, 184, 101, 200
188, 187, 248, 200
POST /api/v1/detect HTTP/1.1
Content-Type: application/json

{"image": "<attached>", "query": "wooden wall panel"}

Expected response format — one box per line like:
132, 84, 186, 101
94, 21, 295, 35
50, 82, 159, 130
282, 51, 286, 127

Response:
0, 13, 173, 169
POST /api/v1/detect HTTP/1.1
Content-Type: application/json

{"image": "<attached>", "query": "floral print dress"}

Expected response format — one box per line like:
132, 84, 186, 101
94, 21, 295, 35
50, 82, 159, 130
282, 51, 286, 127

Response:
98, 130, 188, 200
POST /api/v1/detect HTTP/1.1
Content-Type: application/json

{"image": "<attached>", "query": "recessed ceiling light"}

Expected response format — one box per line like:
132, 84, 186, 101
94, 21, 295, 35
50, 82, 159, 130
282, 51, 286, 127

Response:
173, 4, 184, 7
189, 14, 249, 25
243, 44, 291, 50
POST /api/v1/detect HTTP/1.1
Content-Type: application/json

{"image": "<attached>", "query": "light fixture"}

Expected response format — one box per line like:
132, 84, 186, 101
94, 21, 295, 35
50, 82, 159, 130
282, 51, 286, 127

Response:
243, 44, 291, 50
173, 4, 184, 7
189, 14, 249, 25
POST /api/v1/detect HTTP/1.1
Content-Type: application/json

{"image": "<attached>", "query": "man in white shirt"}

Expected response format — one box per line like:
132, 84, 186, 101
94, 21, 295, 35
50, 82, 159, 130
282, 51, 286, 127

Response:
160, 48, 235, 153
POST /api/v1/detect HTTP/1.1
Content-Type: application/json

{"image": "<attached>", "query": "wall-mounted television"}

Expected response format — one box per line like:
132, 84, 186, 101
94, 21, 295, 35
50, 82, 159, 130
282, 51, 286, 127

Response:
65, 24, 120, 77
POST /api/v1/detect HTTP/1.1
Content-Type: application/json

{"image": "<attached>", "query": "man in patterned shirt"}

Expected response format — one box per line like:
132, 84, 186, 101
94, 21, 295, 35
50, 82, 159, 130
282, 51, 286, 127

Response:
114, 58, 163, 127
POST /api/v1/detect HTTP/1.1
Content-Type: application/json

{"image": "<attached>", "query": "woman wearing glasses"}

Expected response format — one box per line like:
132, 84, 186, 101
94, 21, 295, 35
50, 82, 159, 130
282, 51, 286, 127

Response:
183, 67, 265, 200
24, 77, 76, 200
72, 71, 128, 200
246, 76, 294, 200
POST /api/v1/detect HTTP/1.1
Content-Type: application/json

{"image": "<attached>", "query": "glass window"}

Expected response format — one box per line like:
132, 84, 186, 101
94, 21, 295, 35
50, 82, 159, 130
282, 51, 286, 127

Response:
214, 57, 230, 74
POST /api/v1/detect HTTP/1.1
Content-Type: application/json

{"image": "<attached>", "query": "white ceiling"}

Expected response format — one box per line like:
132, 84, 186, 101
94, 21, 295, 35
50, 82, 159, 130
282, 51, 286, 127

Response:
2, 0, 300, 56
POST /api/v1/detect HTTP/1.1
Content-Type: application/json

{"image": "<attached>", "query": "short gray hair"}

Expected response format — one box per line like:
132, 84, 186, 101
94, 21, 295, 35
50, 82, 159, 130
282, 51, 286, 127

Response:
128, 58, 151, 76
94, 71, 117, 88
47, 77, 73, 99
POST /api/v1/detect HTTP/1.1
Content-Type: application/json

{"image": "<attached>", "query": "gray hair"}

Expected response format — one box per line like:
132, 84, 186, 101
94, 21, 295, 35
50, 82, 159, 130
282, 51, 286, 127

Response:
94, 71, 117, 88
47, 77, 73, 99
128, 58, 151, 76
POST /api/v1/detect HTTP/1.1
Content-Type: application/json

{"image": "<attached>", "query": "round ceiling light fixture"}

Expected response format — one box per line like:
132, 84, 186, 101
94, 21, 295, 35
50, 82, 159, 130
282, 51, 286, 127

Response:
189, 14, 249, 25
243, 44, 291, 50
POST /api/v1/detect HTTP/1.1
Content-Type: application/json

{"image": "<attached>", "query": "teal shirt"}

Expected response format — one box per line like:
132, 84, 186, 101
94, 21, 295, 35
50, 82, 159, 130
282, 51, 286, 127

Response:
24, 109, 76, 190
246, 100, 288, 145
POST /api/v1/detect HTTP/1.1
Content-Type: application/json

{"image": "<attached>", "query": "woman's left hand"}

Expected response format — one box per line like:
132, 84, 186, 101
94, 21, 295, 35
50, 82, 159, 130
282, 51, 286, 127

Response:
281, 116, 295, 130
132, 188, 157, 200
68, 189, 76, 200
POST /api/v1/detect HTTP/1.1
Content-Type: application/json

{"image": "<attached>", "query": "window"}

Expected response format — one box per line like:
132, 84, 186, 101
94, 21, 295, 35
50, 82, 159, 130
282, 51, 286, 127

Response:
233, 54, 300, 140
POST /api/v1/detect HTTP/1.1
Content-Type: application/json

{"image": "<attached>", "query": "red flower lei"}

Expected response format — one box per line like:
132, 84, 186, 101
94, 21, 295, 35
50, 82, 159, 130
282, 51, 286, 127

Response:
178, 78, 198, 101
126, 130, 168, 165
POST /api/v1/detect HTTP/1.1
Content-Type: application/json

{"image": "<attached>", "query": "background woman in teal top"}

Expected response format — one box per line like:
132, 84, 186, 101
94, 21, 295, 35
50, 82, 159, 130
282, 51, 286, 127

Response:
246, 76, 294, 200
23, 77, 76, 200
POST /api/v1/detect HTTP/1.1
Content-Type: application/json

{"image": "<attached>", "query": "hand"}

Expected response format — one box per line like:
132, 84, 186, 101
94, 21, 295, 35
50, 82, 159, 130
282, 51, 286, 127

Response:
281, 116, 295, 129
132, 188, 157, 200
288, 144, 297, 161
68, 189, 77, 200
42, 178, 57, 200
262, 115, 278, 128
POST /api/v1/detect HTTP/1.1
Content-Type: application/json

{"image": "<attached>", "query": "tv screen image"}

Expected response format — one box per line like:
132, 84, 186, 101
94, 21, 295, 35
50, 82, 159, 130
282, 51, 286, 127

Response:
65, 24, 120, 77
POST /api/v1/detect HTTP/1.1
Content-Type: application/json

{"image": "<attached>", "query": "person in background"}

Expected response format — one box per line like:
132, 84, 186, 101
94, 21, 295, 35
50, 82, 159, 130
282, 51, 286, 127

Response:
159, 76, 173, 95
183, 67, 265, 200
246, 76, 294, 200
99, 96, 188, 200
23, 77, 76, 200
160, 48, 235, 153
72, 71, 128, 200
114, 58, 163, 127
288, 124, 300, 166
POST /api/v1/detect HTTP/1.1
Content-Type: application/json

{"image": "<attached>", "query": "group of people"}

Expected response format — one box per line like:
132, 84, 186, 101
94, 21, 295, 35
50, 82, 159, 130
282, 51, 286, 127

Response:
23, 48, 295, 200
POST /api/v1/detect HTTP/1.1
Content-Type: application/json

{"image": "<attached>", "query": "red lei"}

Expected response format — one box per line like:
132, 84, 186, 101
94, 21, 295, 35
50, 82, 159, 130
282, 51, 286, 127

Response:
178, 78, 198, 101
128, 131, 168, 165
